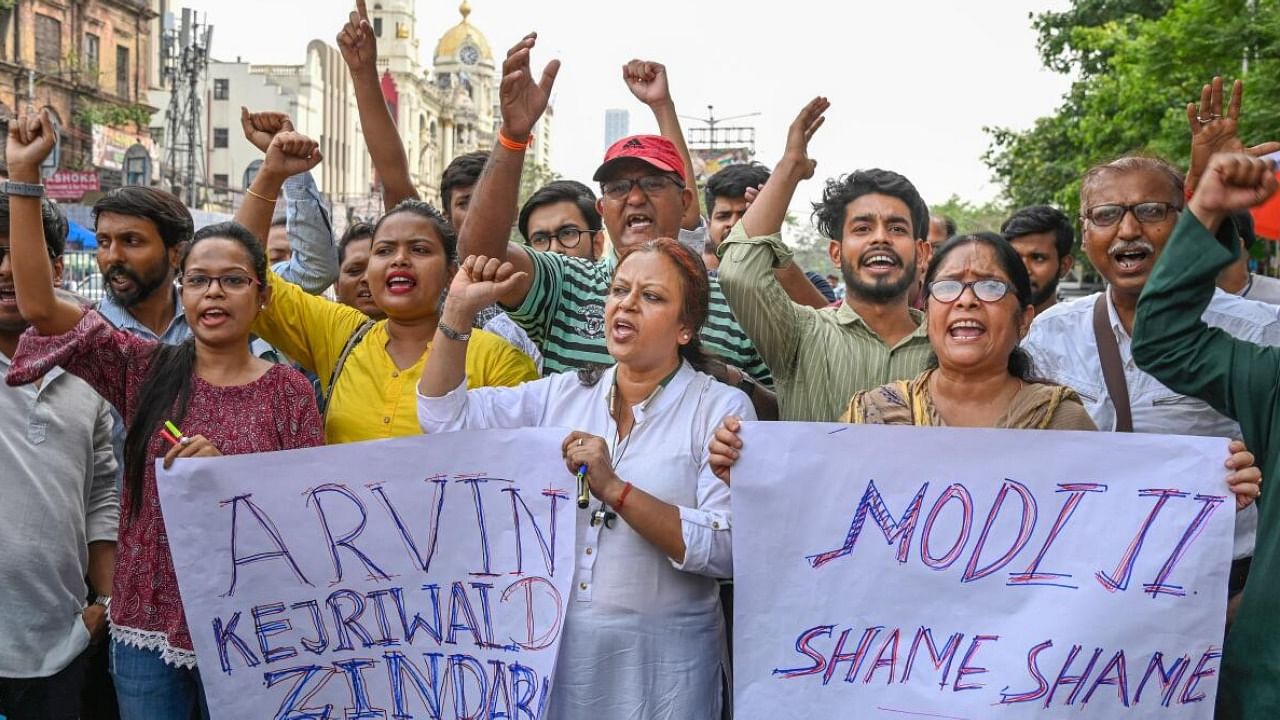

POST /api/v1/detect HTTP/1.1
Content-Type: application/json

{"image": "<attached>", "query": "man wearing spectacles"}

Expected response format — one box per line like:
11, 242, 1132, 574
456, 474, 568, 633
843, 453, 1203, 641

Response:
455, 41, 775, 417
517, 180, 605, 261
1024, 153, 1280, 606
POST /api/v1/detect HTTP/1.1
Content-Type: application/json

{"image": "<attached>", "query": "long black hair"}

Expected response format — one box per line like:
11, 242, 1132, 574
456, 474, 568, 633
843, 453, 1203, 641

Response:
923, 232, 1041, 382
121, 222, 267, 518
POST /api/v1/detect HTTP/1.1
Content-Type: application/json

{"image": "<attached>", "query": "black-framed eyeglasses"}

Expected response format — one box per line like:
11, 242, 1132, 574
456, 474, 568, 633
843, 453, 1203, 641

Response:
0, 245, 58, 264
928, 279, 1012, 303
529, 226, 596, 250
175, 273, 260, 293
600, 175, 685, 200
1082, 202, 1179, 228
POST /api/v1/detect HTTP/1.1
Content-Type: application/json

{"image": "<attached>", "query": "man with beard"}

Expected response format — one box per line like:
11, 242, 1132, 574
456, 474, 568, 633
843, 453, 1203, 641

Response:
95, 114, 335, 344
1001, 204, 1074, 314
716, 97, 933, 421
1024, 154, 1280, 604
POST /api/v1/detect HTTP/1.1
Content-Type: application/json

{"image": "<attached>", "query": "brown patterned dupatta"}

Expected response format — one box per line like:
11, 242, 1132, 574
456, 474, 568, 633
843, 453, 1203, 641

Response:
841, 369, 1082, 430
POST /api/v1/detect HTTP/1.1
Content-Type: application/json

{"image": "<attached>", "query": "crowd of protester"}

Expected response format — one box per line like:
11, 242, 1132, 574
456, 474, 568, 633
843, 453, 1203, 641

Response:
2, 3, 1280, 719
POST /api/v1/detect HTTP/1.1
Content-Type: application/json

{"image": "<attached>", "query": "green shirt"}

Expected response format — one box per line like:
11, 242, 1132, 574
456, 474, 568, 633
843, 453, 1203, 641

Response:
717, 224, 932, 421
1132, 211, 1279, 719
505, 247, 772, 384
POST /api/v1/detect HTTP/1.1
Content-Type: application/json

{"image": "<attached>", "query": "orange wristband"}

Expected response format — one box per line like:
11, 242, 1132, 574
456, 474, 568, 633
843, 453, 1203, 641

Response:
497, 128, 531, 151
615, 482, 634, 511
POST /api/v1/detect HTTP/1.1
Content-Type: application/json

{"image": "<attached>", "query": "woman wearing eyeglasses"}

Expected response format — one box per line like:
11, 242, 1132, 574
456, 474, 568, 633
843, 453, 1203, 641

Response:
4, 107, 322, 720
418, 238, 753, 720
838, 233, 1096, 428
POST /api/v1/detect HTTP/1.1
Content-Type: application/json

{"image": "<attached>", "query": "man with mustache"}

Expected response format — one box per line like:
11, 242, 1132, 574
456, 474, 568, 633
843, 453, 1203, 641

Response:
715, 97, 933, 421
95, 111, 335, 345
456, 38, 776, 417
1023, 153, 1280, 605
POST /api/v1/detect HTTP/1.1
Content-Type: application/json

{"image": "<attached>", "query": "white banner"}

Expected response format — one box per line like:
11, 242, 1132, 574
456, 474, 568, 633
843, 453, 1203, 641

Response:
732, 423, 1233, 719
157, 429, 576, 720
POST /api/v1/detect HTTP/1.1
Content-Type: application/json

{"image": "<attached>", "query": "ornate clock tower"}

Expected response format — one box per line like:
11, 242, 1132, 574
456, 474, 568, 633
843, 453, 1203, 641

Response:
433, 1, 498, 165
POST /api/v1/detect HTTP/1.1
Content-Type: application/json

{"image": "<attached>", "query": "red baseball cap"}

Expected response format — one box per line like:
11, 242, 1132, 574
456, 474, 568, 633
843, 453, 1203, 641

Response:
593, 135, 686, 184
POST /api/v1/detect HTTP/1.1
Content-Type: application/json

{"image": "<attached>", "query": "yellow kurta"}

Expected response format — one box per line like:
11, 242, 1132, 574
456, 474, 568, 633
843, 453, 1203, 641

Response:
254, 272, 538, 444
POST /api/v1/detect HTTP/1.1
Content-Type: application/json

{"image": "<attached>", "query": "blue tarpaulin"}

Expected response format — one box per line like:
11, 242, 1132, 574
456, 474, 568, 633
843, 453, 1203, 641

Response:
67, 220, 95, 249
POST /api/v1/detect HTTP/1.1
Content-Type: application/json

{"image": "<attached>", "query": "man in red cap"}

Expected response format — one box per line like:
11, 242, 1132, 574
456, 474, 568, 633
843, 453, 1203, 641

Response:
454, 37, 776, 416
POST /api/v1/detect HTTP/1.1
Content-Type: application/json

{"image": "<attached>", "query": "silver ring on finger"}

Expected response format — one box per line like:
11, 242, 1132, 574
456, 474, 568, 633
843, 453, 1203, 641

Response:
577, 438, 584, 447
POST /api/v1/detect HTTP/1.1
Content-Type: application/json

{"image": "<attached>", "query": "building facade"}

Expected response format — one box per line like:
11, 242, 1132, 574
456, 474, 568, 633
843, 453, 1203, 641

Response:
604, 108, 629, 150
0, 0, 156, 194
147, 0, 552, 220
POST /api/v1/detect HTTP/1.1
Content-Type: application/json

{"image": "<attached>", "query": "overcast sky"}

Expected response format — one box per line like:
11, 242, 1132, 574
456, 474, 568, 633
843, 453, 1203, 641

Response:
175, 0, 1073, 214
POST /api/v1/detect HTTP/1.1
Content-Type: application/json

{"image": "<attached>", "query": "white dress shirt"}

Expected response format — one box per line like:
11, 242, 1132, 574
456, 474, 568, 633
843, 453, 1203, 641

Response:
1025, 289, 1280, 559
418, 362, 754, 720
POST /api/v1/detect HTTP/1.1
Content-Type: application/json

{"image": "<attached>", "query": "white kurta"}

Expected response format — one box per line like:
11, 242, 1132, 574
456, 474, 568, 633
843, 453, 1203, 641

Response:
418, 362, 754, 720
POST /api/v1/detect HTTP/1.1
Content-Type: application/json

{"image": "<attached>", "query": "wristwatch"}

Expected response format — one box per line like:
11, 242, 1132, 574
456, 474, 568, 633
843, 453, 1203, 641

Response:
93, 594, 111, 613
3, 180, 45, 197
438, 321, 471, 342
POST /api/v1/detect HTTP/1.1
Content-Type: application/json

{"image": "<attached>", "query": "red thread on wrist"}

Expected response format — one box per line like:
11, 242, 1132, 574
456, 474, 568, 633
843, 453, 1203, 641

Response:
497, 129, 531, 151
1185, 186, 1195, 202
615, 482, 634, 511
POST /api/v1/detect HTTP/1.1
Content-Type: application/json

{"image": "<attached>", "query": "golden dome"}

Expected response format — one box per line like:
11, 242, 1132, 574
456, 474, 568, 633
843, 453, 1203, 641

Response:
434, 1, 492, 63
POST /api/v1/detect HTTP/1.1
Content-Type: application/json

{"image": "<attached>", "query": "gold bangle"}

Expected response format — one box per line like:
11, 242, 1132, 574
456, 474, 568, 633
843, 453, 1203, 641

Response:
245, 187, 277, 204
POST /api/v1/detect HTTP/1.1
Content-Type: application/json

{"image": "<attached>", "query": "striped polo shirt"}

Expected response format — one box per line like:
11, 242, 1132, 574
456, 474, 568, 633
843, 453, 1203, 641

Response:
505, 248, 773, 385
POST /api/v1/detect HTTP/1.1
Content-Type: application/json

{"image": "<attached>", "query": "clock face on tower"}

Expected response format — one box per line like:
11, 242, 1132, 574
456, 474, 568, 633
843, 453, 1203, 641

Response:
460, 43, 479, 65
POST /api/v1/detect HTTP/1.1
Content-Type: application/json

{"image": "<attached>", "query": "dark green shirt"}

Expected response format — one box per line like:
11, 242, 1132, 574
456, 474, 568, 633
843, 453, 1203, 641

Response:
1133, 210, 1280, 719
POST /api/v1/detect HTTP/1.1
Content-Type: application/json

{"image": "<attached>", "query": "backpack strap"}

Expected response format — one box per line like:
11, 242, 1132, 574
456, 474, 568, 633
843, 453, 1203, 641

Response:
320, 320, 376, 420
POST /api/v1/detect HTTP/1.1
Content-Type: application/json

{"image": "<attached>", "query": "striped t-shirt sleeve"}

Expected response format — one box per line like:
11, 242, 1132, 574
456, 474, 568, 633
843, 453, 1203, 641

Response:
507, 250, 614, 375
705, 280, 774, 387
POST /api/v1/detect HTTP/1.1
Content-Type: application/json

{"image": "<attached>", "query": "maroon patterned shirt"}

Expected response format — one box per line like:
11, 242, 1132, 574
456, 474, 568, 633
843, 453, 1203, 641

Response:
6, 310, 323, 667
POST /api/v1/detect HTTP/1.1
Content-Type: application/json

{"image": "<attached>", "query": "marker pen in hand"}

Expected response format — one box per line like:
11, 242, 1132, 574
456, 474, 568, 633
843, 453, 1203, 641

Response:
162, 420, 187, 447
576, 465, 589, 509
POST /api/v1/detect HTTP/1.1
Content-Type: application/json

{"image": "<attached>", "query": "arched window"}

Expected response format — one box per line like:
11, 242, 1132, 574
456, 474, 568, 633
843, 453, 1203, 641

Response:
123, 144, 150, 186
243, 159, 263, 189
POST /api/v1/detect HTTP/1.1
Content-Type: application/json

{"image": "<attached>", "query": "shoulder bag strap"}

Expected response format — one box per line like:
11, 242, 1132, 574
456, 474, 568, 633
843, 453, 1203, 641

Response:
320, 319, 376, 420
1092, 293, 1133, 432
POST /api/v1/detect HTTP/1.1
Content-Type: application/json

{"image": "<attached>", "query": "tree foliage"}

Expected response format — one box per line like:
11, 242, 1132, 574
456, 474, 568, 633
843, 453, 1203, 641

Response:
985, 0, 1280, 219
927, 195, 1011, 235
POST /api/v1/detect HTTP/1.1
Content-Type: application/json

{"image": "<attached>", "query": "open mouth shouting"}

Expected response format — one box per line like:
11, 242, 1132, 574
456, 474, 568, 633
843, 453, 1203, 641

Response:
0, 284, 16, 309
385, 270, 418, 295
947, 317, 986, 343
198, 307, 231, 328
610, 317, 638, 343
105, 266, 138, 294
1107, 240, 1155, 276
624, 213, 654, 235
860, 249, 902, 275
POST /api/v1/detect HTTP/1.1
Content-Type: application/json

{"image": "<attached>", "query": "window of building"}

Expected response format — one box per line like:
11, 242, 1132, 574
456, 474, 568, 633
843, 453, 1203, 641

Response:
213, 128, 229, 148
34, 15, 62, 72
213, 78, 229, 100
150, 126, 165, 147
243, 159, 263, 189
115, 45, 130, 99
373, 17, 382, 37
84, 33, 100, 77
213, 174, 229, 189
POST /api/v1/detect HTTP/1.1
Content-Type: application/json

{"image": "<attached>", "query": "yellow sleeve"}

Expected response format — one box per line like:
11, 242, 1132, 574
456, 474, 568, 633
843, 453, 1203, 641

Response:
464, 329, 540, 389
253, 271, 368, 380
